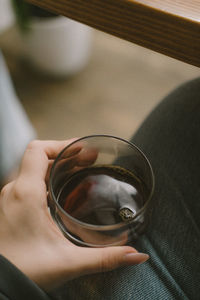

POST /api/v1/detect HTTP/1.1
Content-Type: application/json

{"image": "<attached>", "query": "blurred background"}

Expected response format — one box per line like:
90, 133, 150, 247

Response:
0, 0, 200, 142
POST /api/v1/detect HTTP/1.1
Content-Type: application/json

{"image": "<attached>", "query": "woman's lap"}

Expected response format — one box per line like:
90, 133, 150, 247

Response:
53, 78, 200, 299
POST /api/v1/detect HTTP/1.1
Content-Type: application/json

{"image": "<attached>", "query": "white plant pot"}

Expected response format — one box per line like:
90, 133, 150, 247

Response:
22, 16, 92, 76
0, 0, 15, 33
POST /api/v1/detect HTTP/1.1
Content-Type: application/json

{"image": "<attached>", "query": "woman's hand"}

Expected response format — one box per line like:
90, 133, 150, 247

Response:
0, 140, 149, 292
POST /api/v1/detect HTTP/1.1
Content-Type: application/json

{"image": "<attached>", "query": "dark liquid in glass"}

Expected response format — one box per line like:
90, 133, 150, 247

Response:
57, 165, 147, 226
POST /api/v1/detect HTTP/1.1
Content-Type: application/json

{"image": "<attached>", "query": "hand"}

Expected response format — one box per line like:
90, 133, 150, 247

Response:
0, 140, 149, 292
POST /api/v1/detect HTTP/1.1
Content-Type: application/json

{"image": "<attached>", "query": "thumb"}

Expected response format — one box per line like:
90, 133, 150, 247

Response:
79, 246, 149, 275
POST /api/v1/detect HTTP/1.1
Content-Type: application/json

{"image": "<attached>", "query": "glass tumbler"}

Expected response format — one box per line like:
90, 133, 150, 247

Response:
48, 135, 154, 247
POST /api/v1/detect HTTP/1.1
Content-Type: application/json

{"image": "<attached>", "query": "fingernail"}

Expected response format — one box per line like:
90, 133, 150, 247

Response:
124, 253, 149, 265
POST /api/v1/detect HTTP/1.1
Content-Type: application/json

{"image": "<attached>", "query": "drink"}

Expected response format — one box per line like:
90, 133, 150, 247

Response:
49, 135, 154, 246
57, 165, 147, 226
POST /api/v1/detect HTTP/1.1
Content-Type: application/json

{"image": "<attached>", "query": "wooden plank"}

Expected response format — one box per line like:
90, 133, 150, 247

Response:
26, 0, 200, 67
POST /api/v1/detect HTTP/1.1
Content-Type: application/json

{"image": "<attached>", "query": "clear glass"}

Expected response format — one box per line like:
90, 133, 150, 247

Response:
49, 135, 154, 247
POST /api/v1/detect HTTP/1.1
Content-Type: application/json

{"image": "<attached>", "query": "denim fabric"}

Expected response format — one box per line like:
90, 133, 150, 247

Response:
52, 78, 200, 300
0, 255, 51, 300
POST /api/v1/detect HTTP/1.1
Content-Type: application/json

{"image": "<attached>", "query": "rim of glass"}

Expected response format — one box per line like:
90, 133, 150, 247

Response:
49, 134, 155, 231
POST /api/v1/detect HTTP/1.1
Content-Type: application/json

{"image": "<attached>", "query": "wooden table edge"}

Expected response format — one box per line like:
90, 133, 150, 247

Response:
27, 0, 200, 67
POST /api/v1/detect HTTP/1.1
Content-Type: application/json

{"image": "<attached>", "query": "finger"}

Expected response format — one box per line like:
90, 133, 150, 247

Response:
78, 246, 149, 275
76, 148, 98, 167
0, 181, 15, 200
56, 147, 98, 170
36, 138, 79, 160
47, 147, 98, 186
45, 143, 83, 184
18, 139, 78, 183
0, 181, 15, 213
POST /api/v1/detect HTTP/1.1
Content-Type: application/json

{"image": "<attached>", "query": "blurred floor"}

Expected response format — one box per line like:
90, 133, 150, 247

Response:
0, 26, 200, 141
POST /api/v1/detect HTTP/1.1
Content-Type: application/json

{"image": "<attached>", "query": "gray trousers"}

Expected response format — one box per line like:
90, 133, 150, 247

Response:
53, 78, 200, 299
